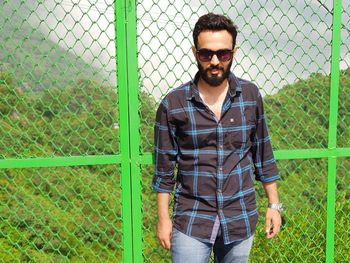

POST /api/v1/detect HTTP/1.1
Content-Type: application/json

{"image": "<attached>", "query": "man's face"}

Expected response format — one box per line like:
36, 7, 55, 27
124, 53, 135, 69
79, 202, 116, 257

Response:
194, 30, 234, 86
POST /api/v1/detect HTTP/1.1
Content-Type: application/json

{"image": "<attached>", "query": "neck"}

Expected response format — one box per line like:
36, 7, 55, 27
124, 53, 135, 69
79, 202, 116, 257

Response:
197, 78, 229, 97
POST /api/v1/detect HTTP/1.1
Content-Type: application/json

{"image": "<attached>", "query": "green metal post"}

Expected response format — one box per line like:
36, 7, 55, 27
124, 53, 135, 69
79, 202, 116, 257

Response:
125, 0, 144, 262
115, 1, 133, 262
326, 0, 342, 262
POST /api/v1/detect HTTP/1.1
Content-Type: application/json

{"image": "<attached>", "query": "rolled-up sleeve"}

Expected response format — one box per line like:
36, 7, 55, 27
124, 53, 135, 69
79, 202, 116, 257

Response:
152, 97, 178, 192
252, 91, 280, 183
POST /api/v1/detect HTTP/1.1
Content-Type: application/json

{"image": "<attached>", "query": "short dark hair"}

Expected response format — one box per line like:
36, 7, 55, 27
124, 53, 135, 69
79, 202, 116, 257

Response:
193, 13, 238, 49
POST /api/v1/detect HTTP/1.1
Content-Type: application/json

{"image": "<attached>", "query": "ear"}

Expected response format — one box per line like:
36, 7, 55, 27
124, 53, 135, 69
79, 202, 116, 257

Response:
192, 46, 197, 57
233, 46, 239, 56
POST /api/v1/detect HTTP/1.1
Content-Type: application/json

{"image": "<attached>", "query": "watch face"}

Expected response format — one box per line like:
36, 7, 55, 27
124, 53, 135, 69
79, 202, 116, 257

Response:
268, 203, 283, 211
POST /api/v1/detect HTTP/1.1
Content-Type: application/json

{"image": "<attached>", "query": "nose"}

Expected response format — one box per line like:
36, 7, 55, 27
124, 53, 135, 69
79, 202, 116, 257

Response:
210, 54, 220, 65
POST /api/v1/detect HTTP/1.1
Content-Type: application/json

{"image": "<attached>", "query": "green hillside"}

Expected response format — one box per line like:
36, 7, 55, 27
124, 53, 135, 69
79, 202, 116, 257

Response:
251, 68, 350, 262
0, 70, 153, 261
265, 68, 350, 150
0, 1, 104, 91
0, 66, 349, 262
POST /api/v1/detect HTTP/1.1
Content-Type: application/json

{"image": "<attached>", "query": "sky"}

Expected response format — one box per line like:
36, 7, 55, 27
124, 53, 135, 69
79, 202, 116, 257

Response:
21, 0, 350, 100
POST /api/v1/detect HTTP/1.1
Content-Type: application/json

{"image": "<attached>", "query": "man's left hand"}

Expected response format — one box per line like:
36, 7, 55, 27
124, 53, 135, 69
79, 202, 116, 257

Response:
265, 208, 281, 239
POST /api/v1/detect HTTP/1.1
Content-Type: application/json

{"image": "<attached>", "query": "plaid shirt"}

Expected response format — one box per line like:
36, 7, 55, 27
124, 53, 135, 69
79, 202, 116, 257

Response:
153, 72, 279, 244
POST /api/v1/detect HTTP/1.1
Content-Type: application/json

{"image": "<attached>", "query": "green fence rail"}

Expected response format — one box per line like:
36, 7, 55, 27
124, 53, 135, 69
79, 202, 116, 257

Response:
0, 0, 349, 262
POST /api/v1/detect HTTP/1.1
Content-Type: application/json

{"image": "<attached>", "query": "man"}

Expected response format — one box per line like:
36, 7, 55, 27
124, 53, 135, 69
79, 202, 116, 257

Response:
153, 13, 282, 263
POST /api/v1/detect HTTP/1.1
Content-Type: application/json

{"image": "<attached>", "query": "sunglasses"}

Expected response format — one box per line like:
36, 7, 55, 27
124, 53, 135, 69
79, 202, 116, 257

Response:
196, 49, 234, 62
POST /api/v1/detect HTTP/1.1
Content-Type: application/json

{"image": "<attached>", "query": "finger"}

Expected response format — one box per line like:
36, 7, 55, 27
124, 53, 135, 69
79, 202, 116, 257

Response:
167, 230, 173, 250
272, 217, 281, 236
159, 239, 165, 249
265, 217, 271, 236
159, 235, 171, 250
266, 228, 273, 238
266, 228, 273, 239
164, 238, 171, 250
158, 236, 166, 249
267, 215, 281, 238
273, 214, 282, 235
269, 226, 278, 238
169, 230, 172, 249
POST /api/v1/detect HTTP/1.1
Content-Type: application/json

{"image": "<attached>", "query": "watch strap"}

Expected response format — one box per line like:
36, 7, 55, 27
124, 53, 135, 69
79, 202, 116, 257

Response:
268, 203, 283, 212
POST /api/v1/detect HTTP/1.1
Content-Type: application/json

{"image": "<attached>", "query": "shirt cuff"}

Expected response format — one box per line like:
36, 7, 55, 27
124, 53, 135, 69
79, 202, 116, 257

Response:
152, 184, 174, 193
256, 174, 280, 183
152, 175, 175, 193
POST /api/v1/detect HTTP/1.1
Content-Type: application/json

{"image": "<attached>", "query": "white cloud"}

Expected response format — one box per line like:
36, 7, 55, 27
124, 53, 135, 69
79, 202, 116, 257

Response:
27, 0, 116, 84
24, 0, 350, 99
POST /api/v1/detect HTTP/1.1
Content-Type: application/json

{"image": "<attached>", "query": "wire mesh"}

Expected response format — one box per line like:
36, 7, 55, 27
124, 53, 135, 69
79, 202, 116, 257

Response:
0, 165, 122, 262
141, 159, 329, 263
338, 67, 350, 148
338, 1, 350, 148
251, 159, 327, 262
141, 165, 171, 263
1, 0, 123, 262
0, 0, 349, 262
335, 158, 350, 262
136, 0, 347, 262
0, 0, 119, 159
137, 0, 335, 152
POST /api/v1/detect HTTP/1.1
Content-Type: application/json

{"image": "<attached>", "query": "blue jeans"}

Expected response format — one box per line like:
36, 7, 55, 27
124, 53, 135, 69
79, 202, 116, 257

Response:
171, 228, 254, 263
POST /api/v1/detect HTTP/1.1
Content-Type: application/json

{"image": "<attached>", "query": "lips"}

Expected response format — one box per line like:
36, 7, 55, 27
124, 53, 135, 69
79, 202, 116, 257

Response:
208, 68, 223, 75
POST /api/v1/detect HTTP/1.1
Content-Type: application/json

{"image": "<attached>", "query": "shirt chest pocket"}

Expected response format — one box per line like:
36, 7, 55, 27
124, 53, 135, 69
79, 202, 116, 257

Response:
223, 107, 256, 149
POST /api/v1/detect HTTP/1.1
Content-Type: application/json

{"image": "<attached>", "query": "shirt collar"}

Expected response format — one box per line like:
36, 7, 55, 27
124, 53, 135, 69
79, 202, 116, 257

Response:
186, 71, 242, 101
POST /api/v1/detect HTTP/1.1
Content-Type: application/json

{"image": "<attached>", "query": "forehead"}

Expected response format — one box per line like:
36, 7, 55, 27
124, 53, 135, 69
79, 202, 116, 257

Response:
197, 30, 233, 50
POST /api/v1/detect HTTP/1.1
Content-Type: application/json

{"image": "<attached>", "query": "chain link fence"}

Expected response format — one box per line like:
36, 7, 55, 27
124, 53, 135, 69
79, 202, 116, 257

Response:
1, 0, 122, 262
0, 0, 349, 262
137, 0, 349, 262
0, 166, 122, 262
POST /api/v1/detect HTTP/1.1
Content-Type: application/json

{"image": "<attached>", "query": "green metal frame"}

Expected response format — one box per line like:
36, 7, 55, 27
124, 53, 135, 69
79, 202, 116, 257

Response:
326, 1, 342, 262
116, 0, 143, 262
0, 0, 347, 262
116, 0, 133, 261
120, 0, 350, 263
124, 1, 144, 262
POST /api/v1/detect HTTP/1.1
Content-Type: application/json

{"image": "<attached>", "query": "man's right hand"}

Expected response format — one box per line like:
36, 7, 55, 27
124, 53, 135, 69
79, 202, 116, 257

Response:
157, 217, 173, 250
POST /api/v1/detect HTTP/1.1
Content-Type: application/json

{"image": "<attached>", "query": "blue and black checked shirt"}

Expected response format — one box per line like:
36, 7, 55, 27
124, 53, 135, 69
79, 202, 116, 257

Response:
153, 72, 280, 244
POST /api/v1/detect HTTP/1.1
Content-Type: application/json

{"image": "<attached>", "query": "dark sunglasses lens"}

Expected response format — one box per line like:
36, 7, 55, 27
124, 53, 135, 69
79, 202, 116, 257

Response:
198, 50, 213, 62
217, 50, 232, 61
197, 49, 232, 62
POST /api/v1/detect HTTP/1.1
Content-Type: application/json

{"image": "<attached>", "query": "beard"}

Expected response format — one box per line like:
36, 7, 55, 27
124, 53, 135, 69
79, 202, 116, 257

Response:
197, 60, 232, 86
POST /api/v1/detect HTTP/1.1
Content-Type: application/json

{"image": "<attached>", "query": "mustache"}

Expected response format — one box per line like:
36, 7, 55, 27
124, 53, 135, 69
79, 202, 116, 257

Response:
207, 65, 224, 71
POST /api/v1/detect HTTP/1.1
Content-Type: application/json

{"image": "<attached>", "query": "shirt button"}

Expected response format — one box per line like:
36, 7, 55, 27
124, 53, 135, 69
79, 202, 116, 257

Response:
217, 189, 222, 193
218, 209, 223, 213
219, 145, 223, 149
219, 167, 223, 171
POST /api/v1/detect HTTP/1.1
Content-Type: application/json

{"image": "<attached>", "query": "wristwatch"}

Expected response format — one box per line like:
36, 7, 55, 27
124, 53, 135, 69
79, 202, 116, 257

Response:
268, 203, 283, 212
